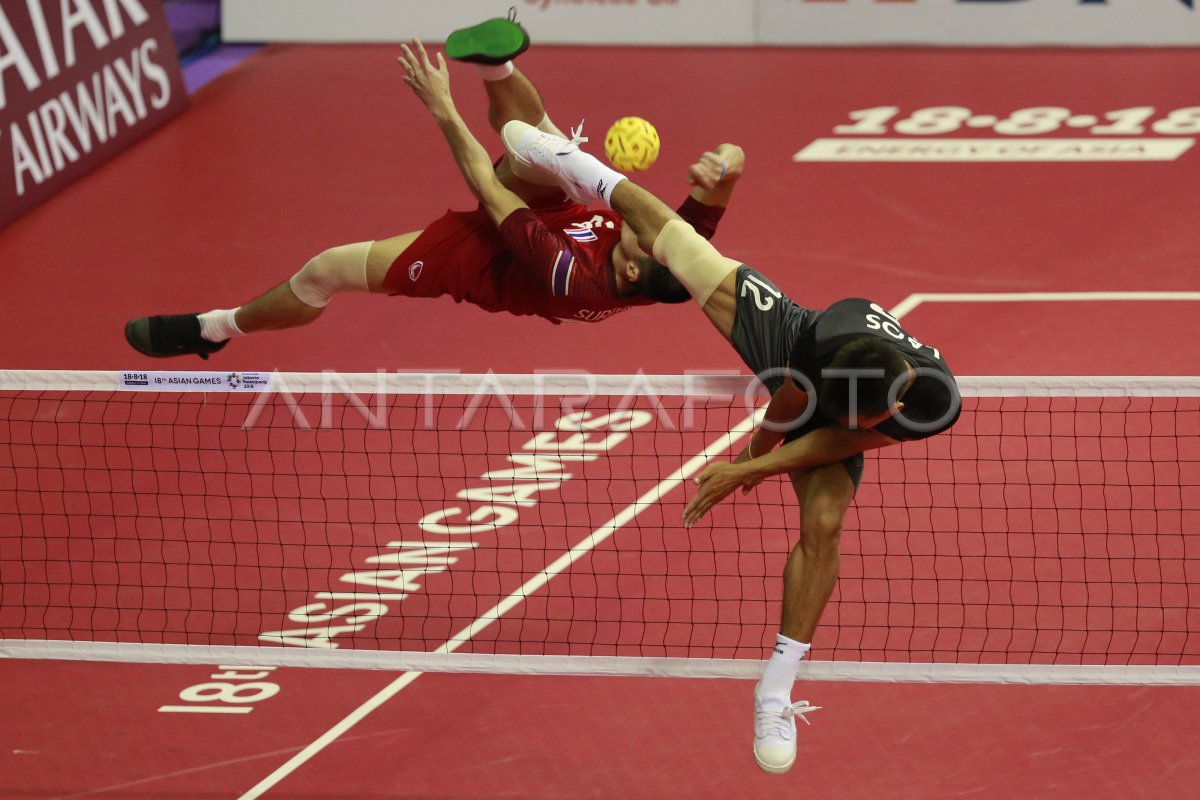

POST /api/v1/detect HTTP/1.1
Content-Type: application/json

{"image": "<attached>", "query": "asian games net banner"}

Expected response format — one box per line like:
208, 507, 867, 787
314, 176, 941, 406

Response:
0, 0, 188, 229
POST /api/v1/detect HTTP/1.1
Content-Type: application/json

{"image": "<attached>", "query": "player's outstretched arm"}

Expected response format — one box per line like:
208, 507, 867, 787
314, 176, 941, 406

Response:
681, 425, 898, 528
399, 39, 526, 225
608, 180, 684, 254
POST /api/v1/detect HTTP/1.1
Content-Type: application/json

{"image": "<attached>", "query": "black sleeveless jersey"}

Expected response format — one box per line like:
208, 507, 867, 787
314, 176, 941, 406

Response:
788, 298, 961, 441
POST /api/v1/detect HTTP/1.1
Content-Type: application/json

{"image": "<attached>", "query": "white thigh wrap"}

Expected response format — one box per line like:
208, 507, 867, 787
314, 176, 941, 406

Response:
288, 241, 373, 308
651, 219, 738, 307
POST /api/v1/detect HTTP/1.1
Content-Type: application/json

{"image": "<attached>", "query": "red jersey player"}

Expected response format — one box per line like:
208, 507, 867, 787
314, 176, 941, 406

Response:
124, 13, 742, 358
379, 174, 726, 326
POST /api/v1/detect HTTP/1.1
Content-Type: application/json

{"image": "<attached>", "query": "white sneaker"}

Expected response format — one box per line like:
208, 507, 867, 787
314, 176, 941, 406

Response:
501, 119, 600, 205
753, 690, 820, 774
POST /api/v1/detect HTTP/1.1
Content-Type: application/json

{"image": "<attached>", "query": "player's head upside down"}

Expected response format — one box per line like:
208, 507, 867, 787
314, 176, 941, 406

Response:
625, 255, 691, 304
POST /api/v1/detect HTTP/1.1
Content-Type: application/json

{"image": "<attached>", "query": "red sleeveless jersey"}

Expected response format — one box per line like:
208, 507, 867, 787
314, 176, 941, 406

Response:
384, 194, 724, 324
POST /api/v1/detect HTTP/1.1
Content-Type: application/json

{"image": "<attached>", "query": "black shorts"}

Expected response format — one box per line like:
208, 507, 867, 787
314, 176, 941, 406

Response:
728, 265, 864, 490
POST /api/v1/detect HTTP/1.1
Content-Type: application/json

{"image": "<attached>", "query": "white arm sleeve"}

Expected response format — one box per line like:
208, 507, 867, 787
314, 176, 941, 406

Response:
651, 219, 740, 307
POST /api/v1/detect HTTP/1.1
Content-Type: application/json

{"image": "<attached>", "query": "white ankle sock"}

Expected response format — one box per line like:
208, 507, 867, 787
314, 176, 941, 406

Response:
757, 634, 811, 710
478, 61, 514, 81
198, 308, 244, 343
560, 150, 627, 208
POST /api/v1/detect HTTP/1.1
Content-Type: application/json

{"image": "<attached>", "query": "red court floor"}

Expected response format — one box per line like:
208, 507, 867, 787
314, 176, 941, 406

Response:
1, 43, 1199, 799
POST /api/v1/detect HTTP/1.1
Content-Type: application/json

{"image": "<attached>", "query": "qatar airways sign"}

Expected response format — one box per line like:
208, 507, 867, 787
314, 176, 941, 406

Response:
0, 0, 187, 229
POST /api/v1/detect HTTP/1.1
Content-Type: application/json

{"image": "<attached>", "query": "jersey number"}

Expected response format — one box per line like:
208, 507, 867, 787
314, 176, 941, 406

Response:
741, 274, 781, 311
574, 215, 615, 230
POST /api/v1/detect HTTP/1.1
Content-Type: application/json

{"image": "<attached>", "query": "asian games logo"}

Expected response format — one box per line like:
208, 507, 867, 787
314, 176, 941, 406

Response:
226, 373, 242, 389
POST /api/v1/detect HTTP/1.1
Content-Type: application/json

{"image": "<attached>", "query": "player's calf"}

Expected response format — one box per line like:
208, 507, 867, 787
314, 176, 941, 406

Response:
123, 241, 371, 359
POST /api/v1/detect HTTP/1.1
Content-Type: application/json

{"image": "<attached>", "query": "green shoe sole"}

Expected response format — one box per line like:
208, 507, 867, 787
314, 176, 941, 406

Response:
444, 18, 530, 65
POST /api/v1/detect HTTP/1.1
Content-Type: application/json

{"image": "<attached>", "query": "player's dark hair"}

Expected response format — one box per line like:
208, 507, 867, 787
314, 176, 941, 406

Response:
818, 337, 911, 423
635, 257, 691, 304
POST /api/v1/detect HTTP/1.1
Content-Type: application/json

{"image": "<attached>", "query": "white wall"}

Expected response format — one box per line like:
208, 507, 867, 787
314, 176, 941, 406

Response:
220, 0, 755, 45
756, 0, 1200, 47
221, 0, 1200, 47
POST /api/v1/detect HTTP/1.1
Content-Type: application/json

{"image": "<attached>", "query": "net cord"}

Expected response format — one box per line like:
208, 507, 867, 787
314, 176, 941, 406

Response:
3, 641, 1199, 685
3, 370, 1200, 396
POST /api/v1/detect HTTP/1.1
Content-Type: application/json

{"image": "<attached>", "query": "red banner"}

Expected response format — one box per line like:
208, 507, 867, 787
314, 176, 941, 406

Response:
0, 0, 188, 229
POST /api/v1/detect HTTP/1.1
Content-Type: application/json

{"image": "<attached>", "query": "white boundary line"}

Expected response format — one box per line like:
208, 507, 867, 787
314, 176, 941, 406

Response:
890, 290, 1200, 319
235, 408, 764, 799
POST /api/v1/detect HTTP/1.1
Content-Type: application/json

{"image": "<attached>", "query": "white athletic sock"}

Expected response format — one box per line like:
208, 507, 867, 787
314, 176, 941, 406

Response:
478, 61, 514, 81
198, 308, 244, 343
560, 150, 627, 208
757, 634, 811, 710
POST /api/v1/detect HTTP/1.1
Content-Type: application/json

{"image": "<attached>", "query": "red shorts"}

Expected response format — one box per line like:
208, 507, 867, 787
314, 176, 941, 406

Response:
382, 205, 509, 310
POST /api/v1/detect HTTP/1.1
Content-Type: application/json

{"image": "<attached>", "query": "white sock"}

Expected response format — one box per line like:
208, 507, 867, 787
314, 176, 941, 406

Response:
478, 61, 514, 81
560, 150, 627, 208
757, 634, 811, 710
198, 308, 244, 343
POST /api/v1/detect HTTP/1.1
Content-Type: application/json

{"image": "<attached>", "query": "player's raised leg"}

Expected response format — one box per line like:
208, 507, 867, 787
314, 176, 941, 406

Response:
123, 233, 419, 358
447, 10, 541, 128
446, 10, 568, 196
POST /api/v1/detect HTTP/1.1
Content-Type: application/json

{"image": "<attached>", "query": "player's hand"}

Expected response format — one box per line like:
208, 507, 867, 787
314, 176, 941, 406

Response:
682, 461, 761, 528
686, 151, 728, 190
686, 144, 744, 189
398, 39, 452, 116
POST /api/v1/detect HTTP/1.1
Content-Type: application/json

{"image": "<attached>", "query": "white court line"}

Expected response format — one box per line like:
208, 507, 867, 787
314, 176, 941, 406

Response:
238, 408, 765, 799
890, 290, 1200, 319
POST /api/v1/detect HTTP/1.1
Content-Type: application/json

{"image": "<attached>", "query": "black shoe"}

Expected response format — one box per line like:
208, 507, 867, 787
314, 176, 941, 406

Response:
444, 9, 530, 65
124, 314, 228, 360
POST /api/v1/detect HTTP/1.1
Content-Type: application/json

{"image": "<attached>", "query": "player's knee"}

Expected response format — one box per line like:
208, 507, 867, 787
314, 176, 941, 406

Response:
288, 241, 372, 308
801, 509, 843, 550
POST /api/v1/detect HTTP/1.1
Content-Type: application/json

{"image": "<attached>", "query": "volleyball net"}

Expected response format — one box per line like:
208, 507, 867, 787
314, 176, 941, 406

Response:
1, 370, 1197, 684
